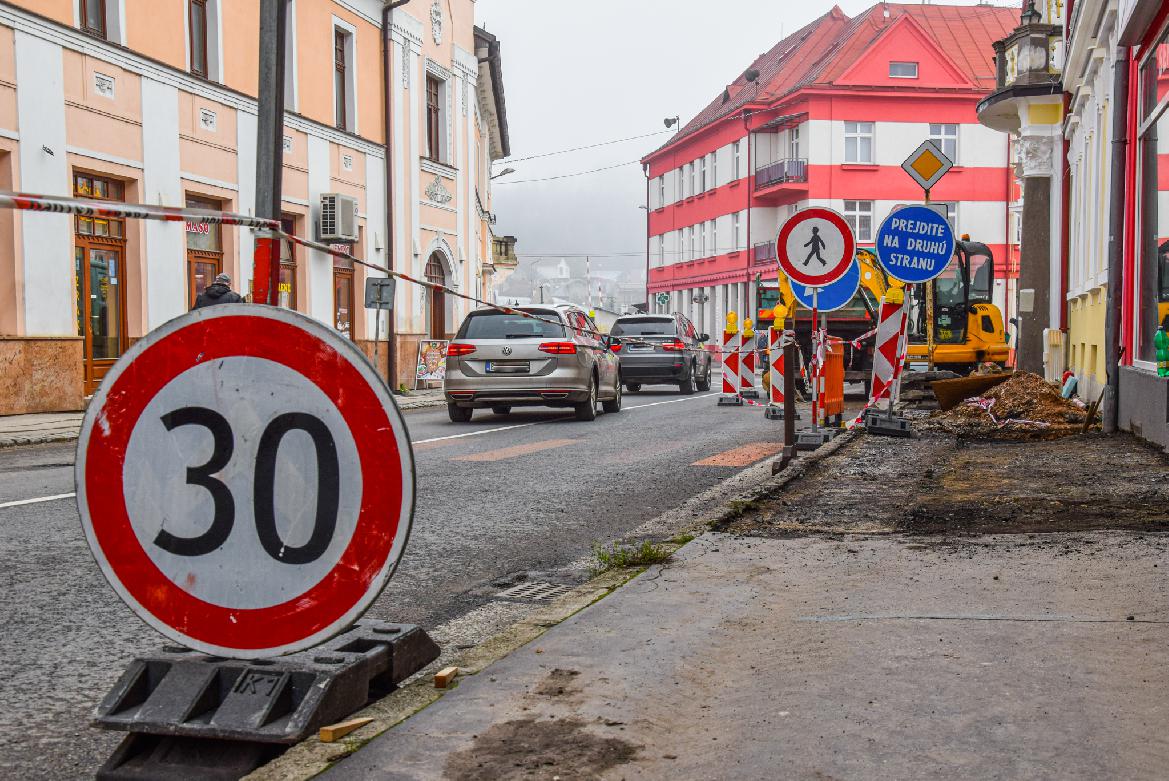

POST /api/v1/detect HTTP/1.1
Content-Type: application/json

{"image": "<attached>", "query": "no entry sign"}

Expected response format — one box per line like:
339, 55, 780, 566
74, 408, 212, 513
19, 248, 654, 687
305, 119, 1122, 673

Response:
875, 205, 955, 284
76, 305, 414, 658
777, 207, 855, 288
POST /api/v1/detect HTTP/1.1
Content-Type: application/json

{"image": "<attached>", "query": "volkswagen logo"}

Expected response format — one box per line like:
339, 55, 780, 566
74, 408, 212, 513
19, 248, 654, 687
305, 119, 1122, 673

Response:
501, 346, 513, 356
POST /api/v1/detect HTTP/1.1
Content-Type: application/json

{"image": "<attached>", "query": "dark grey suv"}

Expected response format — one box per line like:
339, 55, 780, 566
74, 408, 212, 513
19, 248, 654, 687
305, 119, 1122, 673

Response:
611, 313, 712, 394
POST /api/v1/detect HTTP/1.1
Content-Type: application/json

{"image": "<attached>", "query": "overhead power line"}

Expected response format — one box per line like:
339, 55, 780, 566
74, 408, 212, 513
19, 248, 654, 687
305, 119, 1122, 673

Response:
493, 159, 642, 184
498, 130, 670, 164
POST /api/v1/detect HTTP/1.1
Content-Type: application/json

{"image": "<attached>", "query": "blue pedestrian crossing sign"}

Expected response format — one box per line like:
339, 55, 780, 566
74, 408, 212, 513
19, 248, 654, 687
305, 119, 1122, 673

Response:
875, 205, 955, 284
790, 258, 860, 313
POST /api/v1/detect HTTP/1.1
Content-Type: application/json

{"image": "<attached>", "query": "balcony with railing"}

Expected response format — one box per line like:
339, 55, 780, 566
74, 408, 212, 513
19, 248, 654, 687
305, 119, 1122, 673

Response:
751, 241, 776, 268
755, 158, 807, 190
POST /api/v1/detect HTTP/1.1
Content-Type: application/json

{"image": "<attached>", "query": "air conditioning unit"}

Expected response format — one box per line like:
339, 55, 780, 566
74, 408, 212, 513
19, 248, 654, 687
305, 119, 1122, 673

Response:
319, 193, 359, 242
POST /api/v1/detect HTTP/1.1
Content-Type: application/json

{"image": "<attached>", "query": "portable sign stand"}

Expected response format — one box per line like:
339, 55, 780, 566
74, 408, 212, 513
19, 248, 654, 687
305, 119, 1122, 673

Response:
773, 207, 855, 462
78, 305, 438, 778
872, 158, 957, 438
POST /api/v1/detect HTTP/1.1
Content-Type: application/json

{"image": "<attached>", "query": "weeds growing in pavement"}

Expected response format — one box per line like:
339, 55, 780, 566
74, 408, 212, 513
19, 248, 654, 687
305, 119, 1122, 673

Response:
669, 533, 696, 545
590, 540, 672, 575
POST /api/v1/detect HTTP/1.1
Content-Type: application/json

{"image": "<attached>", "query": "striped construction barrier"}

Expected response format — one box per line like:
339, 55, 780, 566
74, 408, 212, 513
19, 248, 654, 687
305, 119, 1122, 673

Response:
739, 320, 760, 400
868, 288, 906, 406
767, 327, 785, 409
718, 313, 744, 406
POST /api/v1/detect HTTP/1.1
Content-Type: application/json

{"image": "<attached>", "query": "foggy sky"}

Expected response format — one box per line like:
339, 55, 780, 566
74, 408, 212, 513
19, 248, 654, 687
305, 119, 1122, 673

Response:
474, 0, 1019, 278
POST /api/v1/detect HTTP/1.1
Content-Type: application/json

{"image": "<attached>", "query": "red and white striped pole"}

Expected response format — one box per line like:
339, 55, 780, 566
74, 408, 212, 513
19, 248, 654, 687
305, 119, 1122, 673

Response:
809, 289, 820, 428
890, 288, 911, 404
718, 312, 744, 406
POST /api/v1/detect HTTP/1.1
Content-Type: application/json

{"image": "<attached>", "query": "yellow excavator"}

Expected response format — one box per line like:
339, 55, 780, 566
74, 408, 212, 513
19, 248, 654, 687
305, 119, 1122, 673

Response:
758, 241, 1009, 384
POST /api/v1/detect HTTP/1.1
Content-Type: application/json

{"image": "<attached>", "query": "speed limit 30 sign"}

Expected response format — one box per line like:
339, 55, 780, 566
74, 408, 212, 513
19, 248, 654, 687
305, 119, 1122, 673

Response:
76, 305, 413, 658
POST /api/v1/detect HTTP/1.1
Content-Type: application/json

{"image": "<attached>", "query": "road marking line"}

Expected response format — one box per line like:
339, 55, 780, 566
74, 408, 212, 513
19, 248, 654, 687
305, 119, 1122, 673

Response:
0, 492, 76, 509
454, 438, 578, 463
626, 393, 718, 410
412, 419, 561, 445
692, 442, 784, 467
410, 394, 715, 446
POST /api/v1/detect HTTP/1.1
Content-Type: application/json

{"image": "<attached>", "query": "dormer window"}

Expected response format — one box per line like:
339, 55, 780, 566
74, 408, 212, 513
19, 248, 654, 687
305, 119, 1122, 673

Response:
890, 61, 918, 79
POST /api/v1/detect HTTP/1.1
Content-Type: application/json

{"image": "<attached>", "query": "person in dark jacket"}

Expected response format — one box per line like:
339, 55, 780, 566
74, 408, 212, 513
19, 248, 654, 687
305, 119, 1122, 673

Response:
193, 273, 244, 309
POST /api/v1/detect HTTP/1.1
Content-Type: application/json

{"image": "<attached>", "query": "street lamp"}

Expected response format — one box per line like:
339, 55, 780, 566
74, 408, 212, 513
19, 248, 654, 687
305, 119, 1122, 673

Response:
490, 167, 516, 180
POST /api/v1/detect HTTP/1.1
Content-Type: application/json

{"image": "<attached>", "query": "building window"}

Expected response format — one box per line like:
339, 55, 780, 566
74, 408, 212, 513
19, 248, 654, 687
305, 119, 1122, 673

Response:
732, 212, 741, 249
80, 0, 107, 38
278, 215, 299, 310
1137, 33, 1169, 361
844, 121, 874, 163
188, 0, 218, 80
711, 219, 718, 256
284, 1, 297, 108
426, 75, 443, 161
700, 221, 707, 257
733, 141, 741, 178
699, 156, 707, 192
185, 196, 222, 308
789, 126, 801, 161
711, 152, 718, 189
677, 167, 684, 201
843, 200, 873, 242
657, 175, 665, 206
933, 201, 957, 228
889, 61, 918, 79
657, 234, 665, 267
930, 123, 958, 162
688, 226, 695, 260
688, 162, 695, 197
334, 28, 353, 131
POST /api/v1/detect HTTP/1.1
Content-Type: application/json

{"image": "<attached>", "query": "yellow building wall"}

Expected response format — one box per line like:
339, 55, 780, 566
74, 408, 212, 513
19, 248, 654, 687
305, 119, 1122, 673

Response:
1067, 285, 1107, 387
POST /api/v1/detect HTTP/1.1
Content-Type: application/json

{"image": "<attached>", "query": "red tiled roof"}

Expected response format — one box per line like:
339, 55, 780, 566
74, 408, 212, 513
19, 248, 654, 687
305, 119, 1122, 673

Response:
649, 3, 1016, 159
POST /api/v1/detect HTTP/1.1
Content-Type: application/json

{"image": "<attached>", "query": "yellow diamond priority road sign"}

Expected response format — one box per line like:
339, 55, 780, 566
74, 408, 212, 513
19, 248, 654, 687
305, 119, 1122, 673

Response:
902, 140, 953, 191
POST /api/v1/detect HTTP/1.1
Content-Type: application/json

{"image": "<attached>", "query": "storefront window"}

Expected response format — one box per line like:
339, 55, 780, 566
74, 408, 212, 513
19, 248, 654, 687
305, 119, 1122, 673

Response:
279, 215, 298, 310
1137, 30, 1169, 361
185, 195, 222, 308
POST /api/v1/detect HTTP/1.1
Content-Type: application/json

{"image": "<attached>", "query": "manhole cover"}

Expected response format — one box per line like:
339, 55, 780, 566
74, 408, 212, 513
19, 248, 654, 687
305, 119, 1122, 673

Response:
494, 581, 575, 602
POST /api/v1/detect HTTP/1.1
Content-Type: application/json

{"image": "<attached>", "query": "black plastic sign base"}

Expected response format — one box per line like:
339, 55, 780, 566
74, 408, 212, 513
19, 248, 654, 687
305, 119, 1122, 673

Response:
95, 620, 439, 780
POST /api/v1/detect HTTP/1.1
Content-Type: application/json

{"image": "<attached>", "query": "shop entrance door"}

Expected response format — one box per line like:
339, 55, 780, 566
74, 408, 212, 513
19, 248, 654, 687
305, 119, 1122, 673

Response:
73, 173, 128, 394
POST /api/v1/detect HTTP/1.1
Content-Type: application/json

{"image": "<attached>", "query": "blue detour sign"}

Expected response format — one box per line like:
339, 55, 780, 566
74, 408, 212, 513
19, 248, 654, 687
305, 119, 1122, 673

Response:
790, 258, 860, 313
875, 205, 955, 284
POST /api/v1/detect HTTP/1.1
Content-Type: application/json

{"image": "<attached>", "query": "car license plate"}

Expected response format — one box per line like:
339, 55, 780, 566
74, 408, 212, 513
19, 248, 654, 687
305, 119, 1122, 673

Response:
486, 361, 530, 373
628, 344, 653, 352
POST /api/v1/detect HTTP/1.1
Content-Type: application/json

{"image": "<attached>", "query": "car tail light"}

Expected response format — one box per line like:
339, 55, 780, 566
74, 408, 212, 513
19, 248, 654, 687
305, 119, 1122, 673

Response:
446, 342, 476, 357
662, 339, 686, 351
609, 343, 622, 353
538, 341, 577, 355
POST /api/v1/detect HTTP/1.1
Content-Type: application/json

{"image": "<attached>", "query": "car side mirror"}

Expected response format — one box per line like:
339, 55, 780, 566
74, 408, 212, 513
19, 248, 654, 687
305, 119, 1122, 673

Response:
699, 333, 710, 342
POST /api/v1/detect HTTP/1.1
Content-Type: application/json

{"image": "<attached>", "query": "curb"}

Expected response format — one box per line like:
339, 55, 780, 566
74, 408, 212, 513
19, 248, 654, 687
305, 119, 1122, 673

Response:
0, 430, 82, 449
394, 396, 446, 411
245, 427, 862, 780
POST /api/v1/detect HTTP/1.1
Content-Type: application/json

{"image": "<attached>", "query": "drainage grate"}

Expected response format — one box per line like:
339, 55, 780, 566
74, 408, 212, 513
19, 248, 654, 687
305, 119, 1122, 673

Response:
494, 581, 575, 602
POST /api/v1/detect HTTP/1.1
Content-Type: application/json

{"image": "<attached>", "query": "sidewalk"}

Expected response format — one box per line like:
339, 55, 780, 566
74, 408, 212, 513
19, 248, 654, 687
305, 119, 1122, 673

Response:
0, 412, 83, 447
0, 390, 445, 448
319, 430, 1169, 780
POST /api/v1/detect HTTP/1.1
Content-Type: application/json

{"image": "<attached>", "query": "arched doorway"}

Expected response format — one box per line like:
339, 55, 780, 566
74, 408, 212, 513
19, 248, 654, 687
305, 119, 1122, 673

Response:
425, 253, 447, 338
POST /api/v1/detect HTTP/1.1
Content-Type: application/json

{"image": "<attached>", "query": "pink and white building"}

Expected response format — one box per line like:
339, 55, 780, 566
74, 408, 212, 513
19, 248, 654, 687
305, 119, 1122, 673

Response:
642, 3, 1020, 337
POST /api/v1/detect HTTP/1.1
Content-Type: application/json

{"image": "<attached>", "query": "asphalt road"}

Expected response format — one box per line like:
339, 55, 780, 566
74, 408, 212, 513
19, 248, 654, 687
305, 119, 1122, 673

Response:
0, 387, 823, 779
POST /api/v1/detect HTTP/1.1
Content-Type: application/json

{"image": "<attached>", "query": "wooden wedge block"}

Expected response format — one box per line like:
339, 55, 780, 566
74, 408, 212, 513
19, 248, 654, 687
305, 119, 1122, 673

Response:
319, 716, 374, 743
434, 666, 459, 688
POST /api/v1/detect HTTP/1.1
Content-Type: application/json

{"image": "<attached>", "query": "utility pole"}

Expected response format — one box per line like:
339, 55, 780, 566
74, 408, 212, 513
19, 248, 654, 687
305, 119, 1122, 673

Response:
253, 0, 288, 305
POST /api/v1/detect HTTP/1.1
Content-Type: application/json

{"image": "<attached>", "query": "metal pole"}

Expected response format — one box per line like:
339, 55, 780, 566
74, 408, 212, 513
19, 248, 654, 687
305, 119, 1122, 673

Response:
1103, 48, 1129, 433
382, 1, 410, 392
810, 287, 819, 430
923, 187, 935, 370
253, 0, 288, 306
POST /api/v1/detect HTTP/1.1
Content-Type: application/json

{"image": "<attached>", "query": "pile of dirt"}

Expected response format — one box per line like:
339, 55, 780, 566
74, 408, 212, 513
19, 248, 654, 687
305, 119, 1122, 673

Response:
928, 371, 1094, 439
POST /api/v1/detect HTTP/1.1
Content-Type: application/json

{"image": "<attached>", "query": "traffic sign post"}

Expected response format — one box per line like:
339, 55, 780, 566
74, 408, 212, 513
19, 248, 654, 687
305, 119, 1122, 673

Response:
775, 208, 855, 457
79, 304, 438, 776
77, 304, 416, 658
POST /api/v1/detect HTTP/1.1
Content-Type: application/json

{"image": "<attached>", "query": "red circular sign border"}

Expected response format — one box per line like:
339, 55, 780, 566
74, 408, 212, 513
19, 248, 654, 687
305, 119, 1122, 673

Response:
776, 207, 856, 288
77, 307, 411, 656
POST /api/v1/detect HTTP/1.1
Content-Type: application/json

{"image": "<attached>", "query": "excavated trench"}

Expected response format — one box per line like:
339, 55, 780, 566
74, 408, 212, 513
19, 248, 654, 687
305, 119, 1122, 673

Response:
720, 430, 1169, 540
